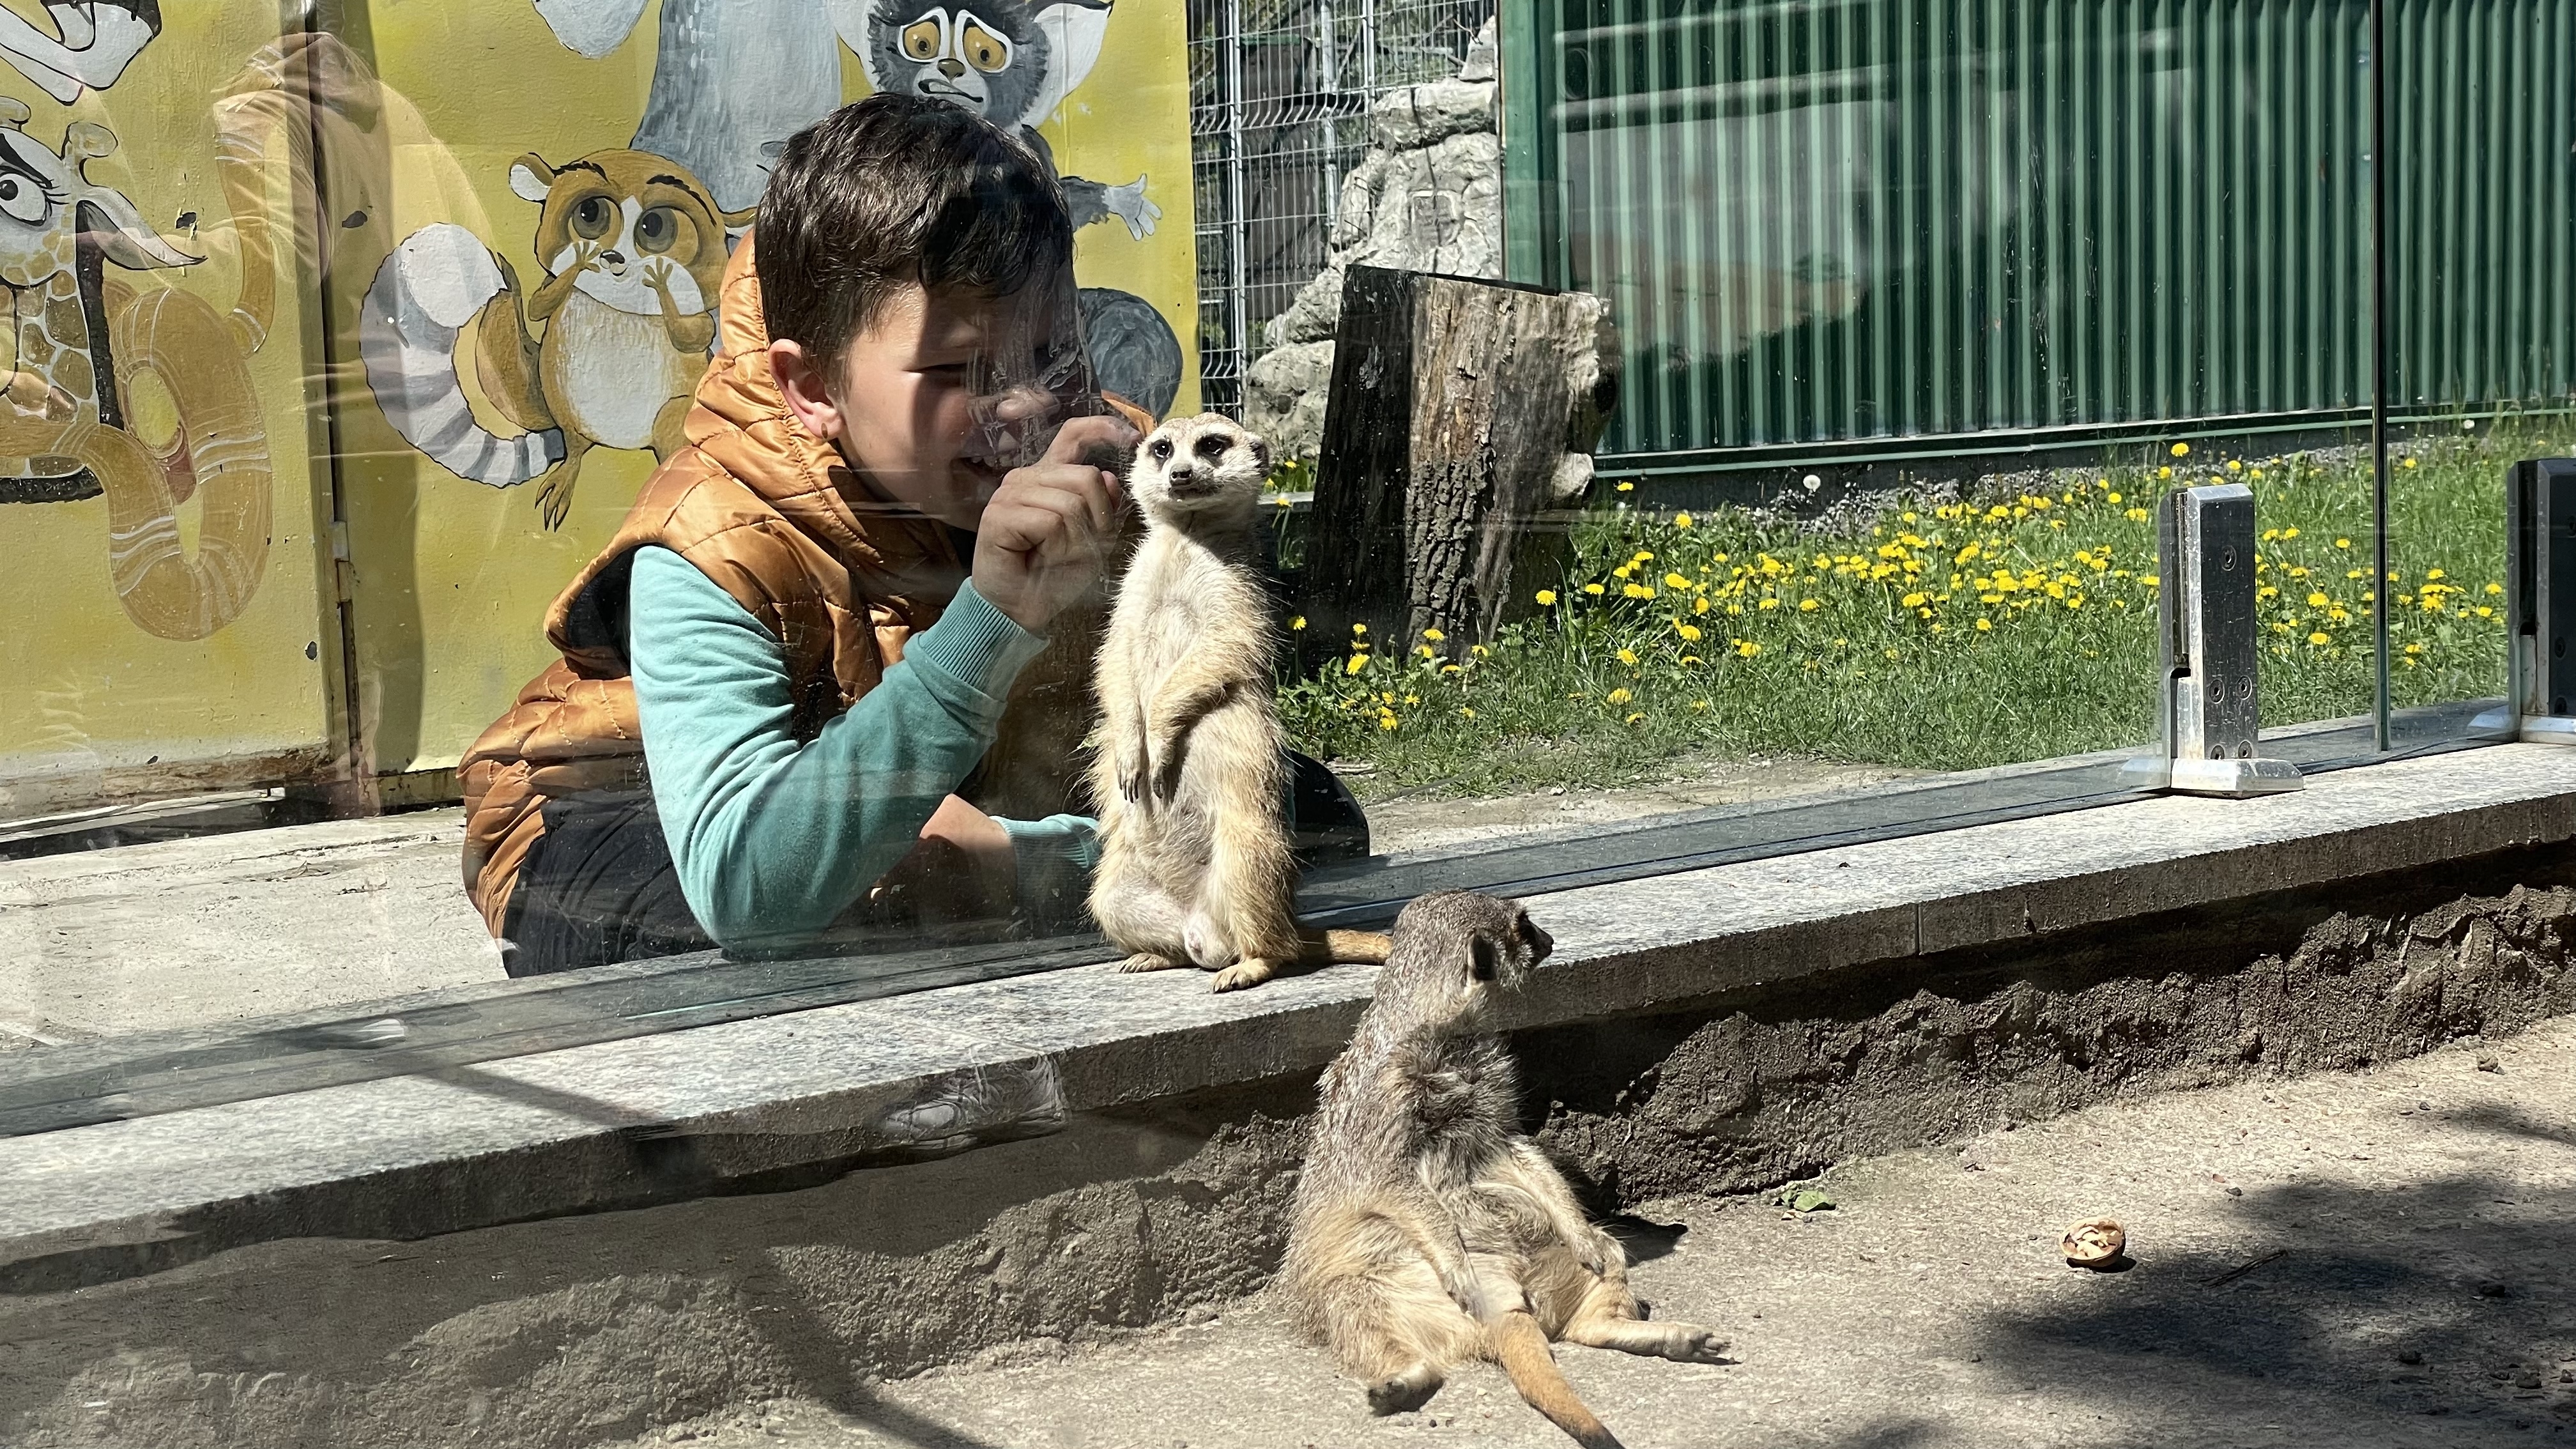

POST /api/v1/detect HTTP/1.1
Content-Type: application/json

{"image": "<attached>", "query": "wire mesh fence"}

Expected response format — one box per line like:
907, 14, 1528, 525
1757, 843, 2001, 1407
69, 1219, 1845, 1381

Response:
1189, 0, 1493, 415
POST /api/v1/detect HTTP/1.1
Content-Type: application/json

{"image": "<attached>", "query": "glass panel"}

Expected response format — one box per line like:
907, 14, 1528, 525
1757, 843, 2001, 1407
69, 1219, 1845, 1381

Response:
3, 0, 2547, 1094
2379, 0, 2561, 749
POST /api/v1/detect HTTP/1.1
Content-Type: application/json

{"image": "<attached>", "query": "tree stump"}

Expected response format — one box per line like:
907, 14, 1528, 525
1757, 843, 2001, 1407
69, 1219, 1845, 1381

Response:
1296, 265, 1618, 663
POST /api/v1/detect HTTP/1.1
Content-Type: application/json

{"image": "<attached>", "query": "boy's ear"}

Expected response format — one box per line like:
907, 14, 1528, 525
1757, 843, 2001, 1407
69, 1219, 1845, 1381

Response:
768, 339, 846, 445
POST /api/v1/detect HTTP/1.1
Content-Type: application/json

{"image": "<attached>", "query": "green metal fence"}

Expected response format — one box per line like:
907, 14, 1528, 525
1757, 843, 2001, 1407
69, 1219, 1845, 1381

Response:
1501, 0, 2576, 468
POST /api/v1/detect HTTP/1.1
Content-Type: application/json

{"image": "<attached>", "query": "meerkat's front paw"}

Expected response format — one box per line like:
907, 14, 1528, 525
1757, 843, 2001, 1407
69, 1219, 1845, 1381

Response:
1661, 1324, 1730, 1363
1115, 952, 1184, 973
1208, 959, 1276, 992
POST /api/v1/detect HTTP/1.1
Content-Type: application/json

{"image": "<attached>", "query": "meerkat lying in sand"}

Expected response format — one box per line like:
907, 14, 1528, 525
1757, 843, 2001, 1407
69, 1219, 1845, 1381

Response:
1282, 891, 1728, 1449
1087, 413, 1391, 991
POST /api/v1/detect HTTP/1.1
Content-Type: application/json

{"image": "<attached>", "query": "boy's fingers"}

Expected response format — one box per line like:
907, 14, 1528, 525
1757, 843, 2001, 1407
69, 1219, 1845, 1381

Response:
1008, 463, 1121, 536
985, 486, 1103, 562
1045, 413, 1140, 470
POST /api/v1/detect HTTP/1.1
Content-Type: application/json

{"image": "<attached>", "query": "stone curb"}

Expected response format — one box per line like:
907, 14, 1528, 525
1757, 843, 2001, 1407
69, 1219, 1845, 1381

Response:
4, 743, 2573, 1287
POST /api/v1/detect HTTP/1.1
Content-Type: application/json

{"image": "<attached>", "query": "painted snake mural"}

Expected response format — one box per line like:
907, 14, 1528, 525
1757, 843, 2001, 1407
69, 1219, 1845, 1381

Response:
0, 2, 291, 643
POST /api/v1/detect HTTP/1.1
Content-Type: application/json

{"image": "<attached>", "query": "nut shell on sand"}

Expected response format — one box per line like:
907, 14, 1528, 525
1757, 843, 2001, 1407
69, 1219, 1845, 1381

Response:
2062, 1218, 2127, 1269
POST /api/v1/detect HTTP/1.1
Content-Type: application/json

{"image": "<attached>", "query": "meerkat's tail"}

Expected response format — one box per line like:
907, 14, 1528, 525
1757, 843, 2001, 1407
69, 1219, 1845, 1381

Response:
1490, 1310, 1624, 1449
1296, 928, 1393, 966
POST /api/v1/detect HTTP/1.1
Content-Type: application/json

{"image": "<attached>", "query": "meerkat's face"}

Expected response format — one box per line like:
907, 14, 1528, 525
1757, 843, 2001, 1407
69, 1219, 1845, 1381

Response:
1128, 412, 1271, 519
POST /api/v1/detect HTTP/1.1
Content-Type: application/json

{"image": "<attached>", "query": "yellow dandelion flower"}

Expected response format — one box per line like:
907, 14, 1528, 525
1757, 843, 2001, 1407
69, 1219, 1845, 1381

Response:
2478, 606, 2496, 618
1471, 644, 1489, 657
1584, 583, 1606, 595
1758, 597, 1780, 610
1677, 623, 1703, 641
1624, 583, 1656, 600
1616, 648, 1639, 665
2426, 568, 2446, 580
1974, 618, 1993, 632
1441, 663, 1461, 675
1607, 687, 1634, 704
1351, 622, 1368, 635
1535, 590, 1558, 606
1404, 693, 1420, 704
1616, 480, 1636, 491
2126, 507, 2151, 522
1675, 512, 1694, 528
1459, 706, 1476, 718
2403, 457, 2419, 469
1415, 645, 1436, 658
2227, 459, 2242, 471
1423, 627, 1445, 642
2487, 582, 2504, 595
1799, 599, 1820, 612
1694, 596, 1712, 615
1902, 592, 1928, 608
2159, 466, 2174, 479
1625, 712, 1645, 725
1692, 698, 1712, 712
1734, 640, 1762, 657
1344, 654, 1368, 675
2107, 491, 2123, 503
1664, 572, 1692, 590
2306, 592, 2330, 608
2172, 441, 2191, 457
1379, 715, 1400, 731
2308, 631, 2331, 645
1678, 654, 1701, 665
1289, 615, 1307, 630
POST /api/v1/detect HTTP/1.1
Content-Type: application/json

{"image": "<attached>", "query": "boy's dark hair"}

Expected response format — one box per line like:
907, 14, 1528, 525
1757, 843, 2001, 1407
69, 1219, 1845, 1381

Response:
756, 95, 1074, 371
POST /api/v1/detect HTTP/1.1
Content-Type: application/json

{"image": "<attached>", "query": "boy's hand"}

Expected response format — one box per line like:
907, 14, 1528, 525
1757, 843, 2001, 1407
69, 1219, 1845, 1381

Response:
870, 794, 1018, 925
974, 414, 1135, 632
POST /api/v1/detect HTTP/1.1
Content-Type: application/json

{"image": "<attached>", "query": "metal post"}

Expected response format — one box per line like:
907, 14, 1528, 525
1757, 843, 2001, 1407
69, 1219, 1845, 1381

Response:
2121, 485, 2306, 797
2472, 459, 2576, 744
1319, 0, 1340, 240
2370, 0, 2393, 753
1224, 0, 1249, 385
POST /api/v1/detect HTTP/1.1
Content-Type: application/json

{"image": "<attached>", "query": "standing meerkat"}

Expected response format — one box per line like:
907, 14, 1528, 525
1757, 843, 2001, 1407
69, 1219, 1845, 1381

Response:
1282, 892, 1728, 1449
1088, 413, 1392, 991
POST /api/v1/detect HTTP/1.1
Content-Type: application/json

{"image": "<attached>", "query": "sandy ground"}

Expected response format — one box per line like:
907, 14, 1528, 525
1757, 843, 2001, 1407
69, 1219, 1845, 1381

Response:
0, 758, 1906, 1040
610, 1022, 2576, 1449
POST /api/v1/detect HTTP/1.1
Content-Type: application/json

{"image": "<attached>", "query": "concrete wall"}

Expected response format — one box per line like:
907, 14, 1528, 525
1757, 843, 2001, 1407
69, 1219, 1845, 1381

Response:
9, 843, 2575, 1449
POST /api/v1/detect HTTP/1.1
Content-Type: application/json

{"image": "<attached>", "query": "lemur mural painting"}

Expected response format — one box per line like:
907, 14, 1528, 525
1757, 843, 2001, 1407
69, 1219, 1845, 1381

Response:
0, 0, 1195, 806
362, 0, 1188, 532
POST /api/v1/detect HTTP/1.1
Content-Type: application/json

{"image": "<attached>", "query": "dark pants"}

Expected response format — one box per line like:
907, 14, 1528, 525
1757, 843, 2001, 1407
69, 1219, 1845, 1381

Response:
501, 754, 1372, 977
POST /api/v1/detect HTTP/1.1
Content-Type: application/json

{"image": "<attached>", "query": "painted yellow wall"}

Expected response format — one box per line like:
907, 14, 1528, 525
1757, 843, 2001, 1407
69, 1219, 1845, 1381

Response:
342, 0, 1200, 777
0, 1, 337, 809
0, 0, 1201, 802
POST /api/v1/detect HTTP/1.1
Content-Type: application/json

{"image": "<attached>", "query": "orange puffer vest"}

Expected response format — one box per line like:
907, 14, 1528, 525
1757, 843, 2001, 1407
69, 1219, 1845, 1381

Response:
458, 235, 1140, 936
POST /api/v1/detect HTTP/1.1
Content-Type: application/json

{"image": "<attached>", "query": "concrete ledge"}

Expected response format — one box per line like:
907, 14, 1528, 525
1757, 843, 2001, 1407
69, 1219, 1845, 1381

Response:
7, 742, 2576, 1287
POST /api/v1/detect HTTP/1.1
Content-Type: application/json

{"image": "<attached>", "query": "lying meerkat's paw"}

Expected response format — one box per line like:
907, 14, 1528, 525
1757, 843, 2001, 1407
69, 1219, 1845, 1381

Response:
1116, 952, 1185, 973
1363, 1364, 1442, 1415
1208, 959, 1276, 992
1663, 1325, 1729, 1363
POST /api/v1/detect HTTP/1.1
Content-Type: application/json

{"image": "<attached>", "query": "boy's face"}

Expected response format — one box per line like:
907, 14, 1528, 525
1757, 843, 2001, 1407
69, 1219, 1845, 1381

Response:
770, 279, 1081, 530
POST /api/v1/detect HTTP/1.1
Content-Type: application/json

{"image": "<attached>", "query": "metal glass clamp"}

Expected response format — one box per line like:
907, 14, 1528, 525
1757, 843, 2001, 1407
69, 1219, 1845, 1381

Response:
2120, 484, 2306, 797
2471, 459, 2576, 744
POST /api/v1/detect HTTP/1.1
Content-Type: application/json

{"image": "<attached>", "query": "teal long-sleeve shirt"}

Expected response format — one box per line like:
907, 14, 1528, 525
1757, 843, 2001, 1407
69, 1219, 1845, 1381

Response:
626, 544, 1098, 955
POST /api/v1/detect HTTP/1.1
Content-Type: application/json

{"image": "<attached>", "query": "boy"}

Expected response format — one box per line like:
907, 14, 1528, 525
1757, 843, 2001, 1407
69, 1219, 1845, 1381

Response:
459, 95, 1147, 973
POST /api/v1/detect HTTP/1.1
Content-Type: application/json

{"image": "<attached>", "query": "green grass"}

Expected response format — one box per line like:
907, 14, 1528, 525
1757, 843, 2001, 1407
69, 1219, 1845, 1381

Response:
1282, 422, 2540, 801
